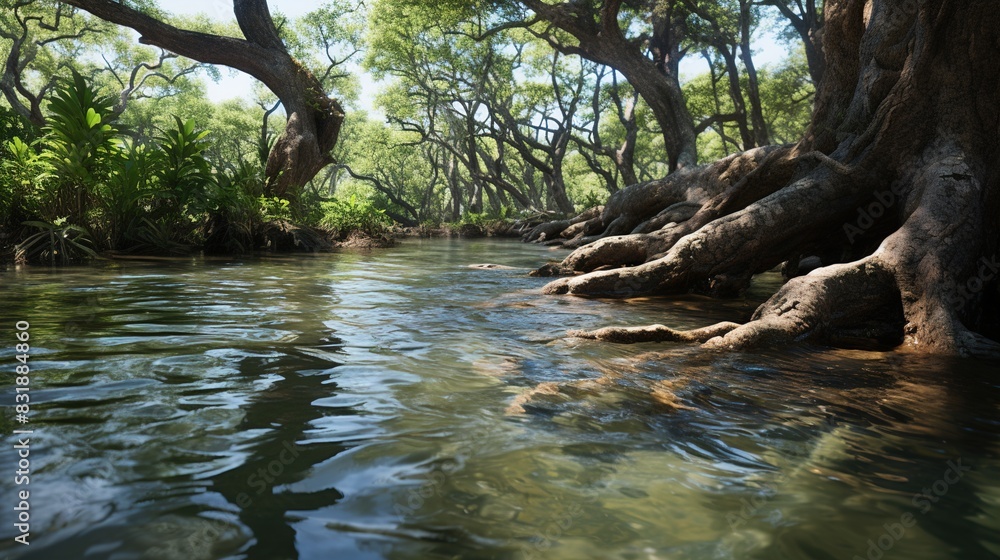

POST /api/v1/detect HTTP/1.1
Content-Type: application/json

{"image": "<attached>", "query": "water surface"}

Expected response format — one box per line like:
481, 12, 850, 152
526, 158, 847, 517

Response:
1, 238, 998, 559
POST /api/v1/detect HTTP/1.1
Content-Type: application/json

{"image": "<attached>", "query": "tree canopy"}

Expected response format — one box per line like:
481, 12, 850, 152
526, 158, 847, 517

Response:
2, 0, 818, 228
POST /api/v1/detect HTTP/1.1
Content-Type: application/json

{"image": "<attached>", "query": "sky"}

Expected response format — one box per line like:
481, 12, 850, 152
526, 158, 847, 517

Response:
167, 0, 381, 113
165, 0, 792, 115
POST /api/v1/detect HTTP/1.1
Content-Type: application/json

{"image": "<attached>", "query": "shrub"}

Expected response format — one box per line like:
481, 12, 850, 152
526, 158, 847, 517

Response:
206, 160, 266, 254
38, 70, 119, 223
259, 196, 293, 222
15, 218, 98, 265
150, 116, 216, 221
577, 190, 608, 210
318, 195, 394, 238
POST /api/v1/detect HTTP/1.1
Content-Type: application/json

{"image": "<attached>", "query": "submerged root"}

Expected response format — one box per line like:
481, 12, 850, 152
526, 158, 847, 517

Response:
505, 367, 698, 415
569, 322, 741, 344
704, 259, 903, 350
505, 382, 562, 415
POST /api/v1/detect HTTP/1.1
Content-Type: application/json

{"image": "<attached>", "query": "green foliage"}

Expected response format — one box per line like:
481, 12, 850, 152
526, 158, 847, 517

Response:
128, 217, 192, 254
318, 195, 393, 238
152, 116, 216, 217
685, 52, 815, 161
0, 104, 37, 146
1, 0, 822, 262
96, 139, 155, 250
459, 205, 516, 226
1, 137, 46, 222
15, 219, 98, 265
759, 52, 815, 144
458, 211, 492, 228
259, 196, 293, 222
201, 159, 268, 255
577, 190, 609, 210
1, 70, 257, 259
448, 205, 521, 235
216, 160, 266, 224
37, 70, 119, 221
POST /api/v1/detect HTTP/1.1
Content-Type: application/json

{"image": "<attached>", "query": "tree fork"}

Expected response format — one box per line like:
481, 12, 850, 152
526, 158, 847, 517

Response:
60, 0, 345, 200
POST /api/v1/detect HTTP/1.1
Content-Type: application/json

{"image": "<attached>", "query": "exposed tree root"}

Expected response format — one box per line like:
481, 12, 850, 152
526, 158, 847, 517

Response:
523, 206, 603, 243
542, 164, 868, 297
703, 258, 903, 350
569, 322, 741, 344
527, 0, 1000, 359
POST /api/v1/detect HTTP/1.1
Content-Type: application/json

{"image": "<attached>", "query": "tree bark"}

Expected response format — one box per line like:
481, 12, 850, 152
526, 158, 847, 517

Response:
60, 0, 345, 200
764, 0, 825, 85
532, 0, 1000, 358
739, 0, 770, 147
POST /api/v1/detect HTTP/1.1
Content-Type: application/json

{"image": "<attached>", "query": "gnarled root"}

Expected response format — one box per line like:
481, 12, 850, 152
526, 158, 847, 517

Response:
569, 322, 741, 344
536, 0, 1000, 359
703, 258, 904, 350
543, 163, 865, 297
529, 146, 790, 271
563, 142, 1000, 359
523, 206, 603, 243
530, 231, 669, 277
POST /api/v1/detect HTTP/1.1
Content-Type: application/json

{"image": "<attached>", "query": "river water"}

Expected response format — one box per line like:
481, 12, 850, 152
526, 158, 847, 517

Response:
1, 238, 998, 560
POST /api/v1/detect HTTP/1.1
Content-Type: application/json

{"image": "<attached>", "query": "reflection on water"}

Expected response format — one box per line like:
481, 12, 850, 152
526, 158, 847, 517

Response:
1, 238, 998, 560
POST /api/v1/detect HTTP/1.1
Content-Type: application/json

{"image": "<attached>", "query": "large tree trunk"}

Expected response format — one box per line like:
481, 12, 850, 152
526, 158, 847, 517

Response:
531, 0, 1000, 358
60, 0, 345, 200
597, 5, 698, 171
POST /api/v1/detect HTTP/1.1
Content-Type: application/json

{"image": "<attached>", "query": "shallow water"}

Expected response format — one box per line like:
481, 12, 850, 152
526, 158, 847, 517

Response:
1, 238, 998, 560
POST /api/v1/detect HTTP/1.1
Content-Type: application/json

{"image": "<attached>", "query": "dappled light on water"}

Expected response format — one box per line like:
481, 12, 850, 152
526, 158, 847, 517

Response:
1, 239, 998, 559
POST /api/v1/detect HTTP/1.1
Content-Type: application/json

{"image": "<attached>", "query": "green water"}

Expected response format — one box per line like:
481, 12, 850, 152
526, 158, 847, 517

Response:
1, 238, 998, 560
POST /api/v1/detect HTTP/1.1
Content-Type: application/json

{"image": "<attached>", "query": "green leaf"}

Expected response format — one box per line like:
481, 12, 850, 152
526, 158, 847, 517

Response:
86, 108, 101, 128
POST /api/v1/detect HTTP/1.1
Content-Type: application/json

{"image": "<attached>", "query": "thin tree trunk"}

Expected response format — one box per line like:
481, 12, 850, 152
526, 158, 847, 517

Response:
739, 0, 770, 147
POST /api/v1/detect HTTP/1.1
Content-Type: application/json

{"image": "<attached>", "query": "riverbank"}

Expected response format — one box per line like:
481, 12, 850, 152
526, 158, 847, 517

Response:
0, 212, 566, 265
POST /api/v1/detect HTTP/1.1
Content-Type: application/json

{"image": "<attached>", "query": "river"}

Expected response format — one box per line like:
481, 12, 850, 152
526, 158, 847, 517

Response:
1, 238, 998, 559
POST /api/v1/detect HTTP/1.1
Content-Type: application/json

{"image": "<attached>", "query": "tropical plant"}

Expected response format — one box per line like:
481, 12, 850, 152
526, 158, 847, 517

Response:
38, 70, 119, 223
151, 116, 216, 220
1, 136, 48, 223
206, 159, 267, 254
15, 219, 98, 265
259, 196, 293, 222
95, 139, 157, 250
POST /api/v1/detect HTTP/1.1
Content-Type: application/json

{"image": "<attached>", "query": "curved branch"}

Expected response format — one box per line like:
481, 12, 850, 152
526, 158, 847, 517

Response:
60, 0, 280, 84
334, 164, 420, 226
